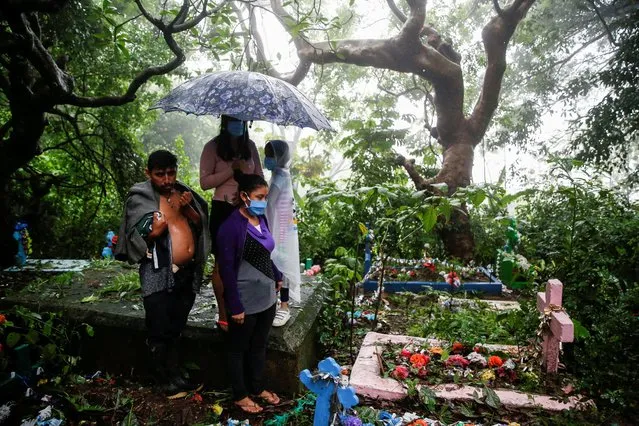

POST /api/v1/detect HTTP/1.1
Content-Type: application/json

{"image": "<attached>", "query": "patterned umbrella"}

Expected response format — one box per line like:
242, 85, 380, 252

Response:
150, 70, 333, 131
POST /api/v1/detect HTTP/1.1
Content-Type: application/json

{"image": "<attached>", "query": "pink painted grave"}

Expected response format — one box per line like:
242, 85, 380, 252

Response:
536, 279, 574, 373
350, 332, 586, 411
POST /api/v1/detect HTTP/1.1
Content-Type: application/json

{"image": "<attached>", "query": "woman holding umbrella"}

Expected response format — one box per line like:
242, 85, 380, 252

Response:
199, 115, 263, 331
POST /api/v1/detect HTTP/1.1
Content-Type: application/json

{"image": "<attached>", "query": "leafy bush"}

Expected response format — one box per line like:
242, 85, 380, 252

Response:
516, 161, 639, 415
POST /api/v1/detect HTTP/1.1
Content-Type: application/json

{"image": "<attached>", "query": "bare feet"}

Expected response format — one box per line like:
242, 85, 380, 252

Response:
254, 390, 280, 405
234, 397, 263, 413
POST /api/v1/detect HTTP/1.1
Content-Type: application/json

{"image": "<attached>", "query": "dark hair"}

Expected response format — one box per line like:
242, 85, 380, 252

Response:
234, 170, 267, 195
147, 150, 177, 170
215, 115, 252, 161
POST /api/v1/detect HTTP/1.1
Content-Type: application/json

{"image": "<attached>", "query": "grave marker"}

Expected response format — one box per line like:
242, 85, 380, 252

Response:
536, 279, 574, 373
299, 357, 359, 426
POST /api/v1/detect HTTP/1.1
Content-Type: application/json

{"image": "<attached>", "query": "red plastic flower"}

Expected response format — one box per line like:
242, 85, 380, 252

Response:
423, 260, 436, 272
410, 353, 430, 368
392, 365, 409, 380
400, 348, 412, 359
488, 356, 503, 368
111, 235, 119, 245
445, 355, 470, 368
417, 367, 428, 378
452, 342, 464, 353
446, 271, 461, 288
191, 393, 203, 403
0, 314, 6, 324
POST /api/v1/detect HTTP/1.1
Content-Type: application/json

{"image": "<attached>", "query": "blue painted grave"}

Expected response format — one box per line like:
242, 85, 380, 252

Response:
362, 246, 502, 295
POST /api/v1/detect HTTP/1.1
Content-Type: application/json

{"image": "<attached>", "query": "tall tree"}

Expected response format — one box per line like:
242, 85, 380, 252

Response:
0, 0, 231, 265
266, 0, 537, 259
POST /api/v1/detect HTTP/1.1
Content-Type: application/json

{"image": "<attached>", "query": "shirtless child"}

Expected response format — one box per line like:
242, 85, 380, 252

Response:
115, 150, 210, 396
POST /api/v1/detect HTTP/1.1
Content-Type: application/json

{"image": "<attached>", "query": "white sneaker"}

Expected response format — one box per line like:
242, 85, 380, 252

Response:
272, 309, 291, 327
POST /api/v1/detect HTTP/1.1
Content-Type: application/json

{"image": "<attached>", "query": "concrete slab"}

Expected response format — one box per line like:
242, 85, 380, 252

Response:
3, 259, 91, 272
0, 264, 323, 394
350, 332, 585, 412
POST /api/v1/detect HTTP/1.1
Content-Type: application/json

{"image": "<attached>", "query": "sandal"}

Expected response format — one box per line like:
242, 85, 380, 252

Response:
254, 390, 280, 405
234, 397, 263, 413
216, 320, 228, 332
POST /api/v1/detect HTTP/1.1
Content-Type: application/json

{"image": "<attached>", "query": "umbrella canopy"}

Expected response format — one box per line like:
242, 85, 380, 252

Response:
150, 70, 333, 131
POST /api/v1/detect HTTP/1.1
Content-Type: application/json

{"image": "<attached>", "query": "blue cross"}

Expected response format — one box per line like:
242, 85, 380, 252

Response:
299, 357, 360, 426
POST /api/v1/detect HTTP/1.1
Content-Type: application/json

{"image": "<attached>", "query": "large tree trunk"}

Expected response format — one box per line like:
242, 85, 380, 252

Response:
274, 0, 536, 259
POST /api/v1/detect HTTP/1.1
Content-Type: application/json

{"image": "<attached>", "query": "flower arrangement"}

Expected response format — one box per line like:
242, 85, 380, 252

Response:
304, 264, 322, 276
383, 342, 522, 389
370, 256, 490, 285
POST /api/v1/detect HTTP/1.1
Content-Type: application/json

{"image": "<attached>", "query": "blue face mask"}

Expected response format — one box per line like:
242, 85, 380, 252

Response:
246, 199, 267, 216
227, 121, 245, 137
264, 157, 277, 171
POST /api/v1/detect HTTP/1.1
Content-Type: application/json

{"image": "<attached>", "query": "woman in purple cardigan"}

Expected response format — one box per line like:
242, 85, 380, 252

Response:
216, 171, 282, 413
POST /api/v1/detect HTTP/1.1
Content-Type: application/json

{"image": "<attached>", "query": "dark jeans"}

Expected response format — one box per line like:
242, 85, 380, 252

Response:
143, 267, 196, 349
227, 303, 277, 401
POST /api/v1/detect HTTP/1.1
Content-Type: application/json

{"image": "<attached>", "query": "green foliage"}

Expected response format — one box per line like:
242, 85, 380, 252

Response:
97, 271, 141, 300
572, 11, 639, 184
405, 297, 536, 345
516, 160, 639, 415
0, 306, 93, 381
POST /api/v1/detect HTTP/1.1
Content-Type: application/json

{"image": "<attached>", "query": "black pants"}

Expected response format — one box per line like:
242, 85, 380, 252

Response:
227, 303, 277, 401
143, 267, 196, 349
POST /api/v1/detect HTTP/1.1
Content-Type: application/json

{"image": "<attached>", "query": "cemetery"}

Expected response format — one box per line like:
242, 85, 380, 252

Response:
1, 0, 638, 425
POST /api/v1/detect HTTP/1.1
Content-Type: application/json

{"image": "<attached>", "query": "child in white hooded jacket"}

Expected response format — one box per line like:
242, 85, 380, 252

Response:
264, 140, 301, 327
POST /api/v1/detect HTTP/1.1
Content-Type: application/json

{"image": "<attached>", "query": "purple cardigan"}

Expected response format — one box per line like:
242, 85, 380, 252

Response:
217, 209, 283, 315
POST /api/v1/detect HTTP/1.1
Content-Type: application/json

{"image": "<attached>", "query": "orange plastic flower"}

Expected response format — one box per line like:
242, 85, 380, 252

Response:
410, 353, 430, 368
452, 341, 464, 353
0, 314, 6, 324
429, 346, 443, 356
488, 355, 503, 368
192, 393, 203, 403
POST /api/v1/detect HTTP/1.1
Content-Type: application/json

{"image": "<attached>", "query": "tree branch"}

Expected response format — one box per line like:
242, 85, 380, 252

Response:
386, 0, 407, 24
587, 0, 617, 46
269, 0, 311, 86
467, 0, 536, 143
395, 154, 429, 190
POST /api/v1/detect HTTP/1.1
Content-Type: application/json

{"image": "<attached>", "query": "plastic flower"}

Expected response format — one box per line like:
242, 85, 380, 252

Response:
417, 367, 428, 378
340, 415, 362, 426
473, 344, 486, 354
445, 271, 461, 288
480, 369, 496, 382
210, 403, 223, 416
311, 265, 321, 274
191, 393, 203, 403
408, 270, 417, 278
392, 365, 410, 380
400, 348, 412, 358
409, 420, 428, 426
488, 355, 504, 368
410, 353, 430, 368
0, 314, 6, 324
452, 341, 464, 353
504, 359, 517, 370
466, 352, 487, 366
429, 346, 443, 357
423, 259, 436, 272
445, 355, 470, 368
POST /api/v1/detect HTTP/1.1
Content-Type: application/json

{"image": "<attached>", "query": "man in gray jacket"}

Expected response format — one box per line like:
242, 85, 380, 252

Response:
115, 150, 209, 395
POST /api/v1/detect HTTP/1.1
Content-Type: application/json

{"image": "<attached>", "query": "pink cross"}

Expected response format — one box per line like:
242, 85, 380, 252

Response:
536, 279, 574, 373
